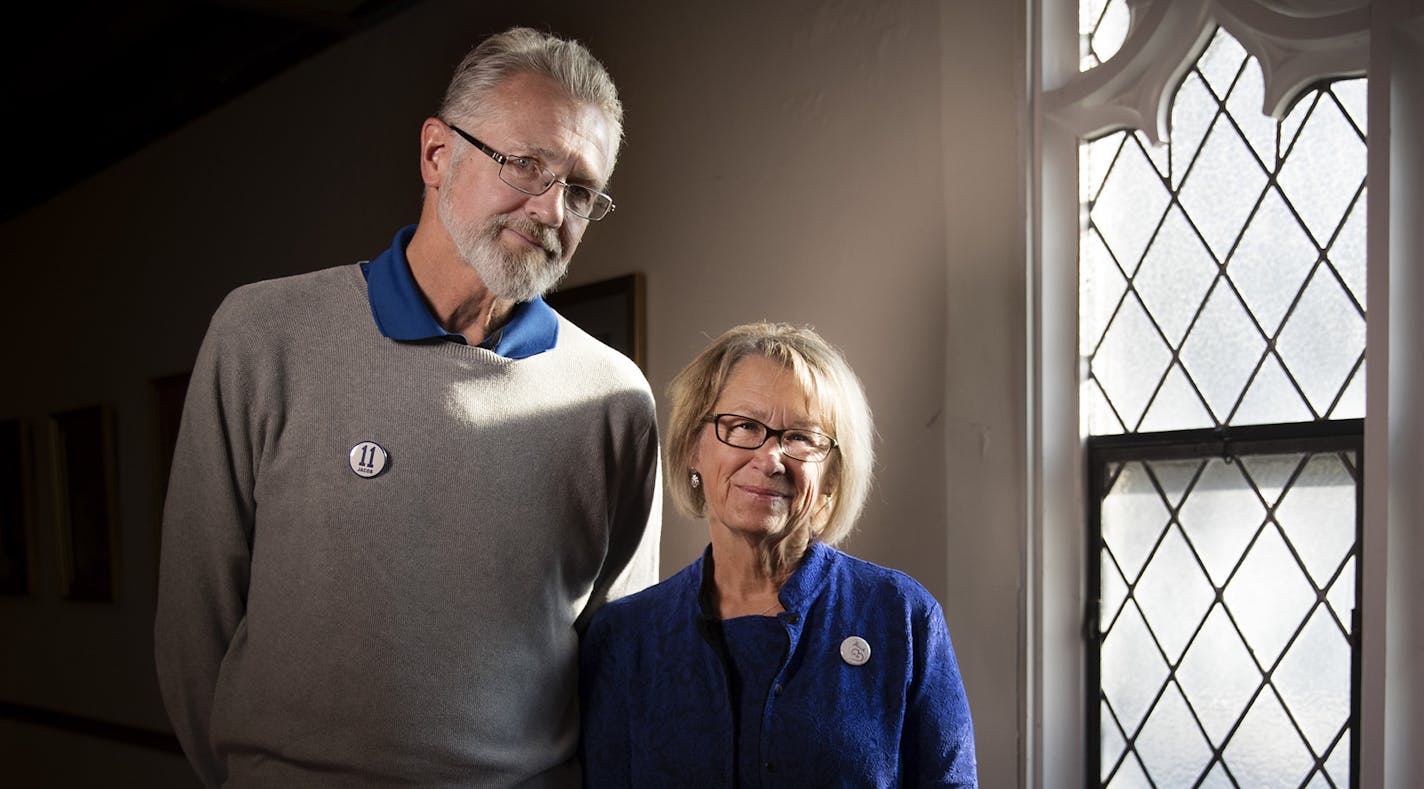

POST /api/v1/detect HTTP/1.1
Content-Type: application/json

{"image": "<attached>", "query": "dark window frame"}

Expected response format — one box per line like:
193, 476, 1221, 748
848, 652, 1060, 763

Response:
1086, 418, 1363, 788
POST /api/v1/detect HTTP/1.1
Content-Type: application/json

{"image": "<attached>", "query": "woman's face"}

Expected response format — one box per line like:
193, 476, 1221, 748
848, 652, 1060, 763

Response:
693, 355, 833, 542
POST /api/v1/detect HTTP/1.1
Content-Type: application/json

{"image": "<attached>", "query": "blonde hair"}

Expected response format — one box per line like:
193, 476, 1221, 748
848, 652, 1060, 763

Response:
666, 323, 875, 575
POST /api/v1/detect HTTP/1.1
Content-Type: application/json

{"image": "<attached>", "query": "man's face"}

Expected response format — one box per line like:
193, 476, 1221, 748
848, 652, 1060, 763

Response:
438, 72, 617, 302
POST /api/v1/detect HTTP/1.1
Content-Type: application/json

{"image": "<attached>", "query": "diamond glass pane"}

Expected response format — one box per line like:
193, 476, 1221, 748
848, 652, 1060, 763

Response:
1138, 364, 1213, 432
1178, 284, 1266, 422
1177, 116, 1267, 260
1224, 692, 1313, 787
1177, 459, 1263, 587
1170, 74, 1215, 189
1082, 228, 1127, 357
1092, 138, 1171, 274
1326, 555, 1356, 626
1232, 354, 1313, 425
1177, 605, 1260, 745
1333, 79, 1367, 134
1134, 206, 1217, 346
1197, 28, 1247, 100
1222, 524, 1315, 666
1276, 268, 1367, 415
1226, 51, 1275, 167
1134, 684, 1212, 786
1274, 452, 1357, 585
1102, 603, 1169, 735
1334, 190, 1367, 305
1229, 188, 1316, 336
1274, 607, 1351, 754
1093, 295, 1173, 430
1135, 526, 1214, 661
1278, 93, 1367, 248
1101, 462, 1171, 583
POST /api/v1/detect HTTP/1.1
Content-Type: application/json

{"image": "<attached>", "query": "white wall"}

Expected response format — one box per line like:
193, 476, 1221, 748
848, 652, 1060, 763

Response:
0, 1, 1027, 785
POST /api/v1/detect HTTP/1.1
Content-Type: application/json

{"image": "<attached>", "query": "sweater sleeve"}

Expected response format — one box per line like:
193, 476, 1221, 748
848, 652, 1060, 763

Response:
903, 601, 979, 787
576, 405, 662, 633
153, 297, 261, 787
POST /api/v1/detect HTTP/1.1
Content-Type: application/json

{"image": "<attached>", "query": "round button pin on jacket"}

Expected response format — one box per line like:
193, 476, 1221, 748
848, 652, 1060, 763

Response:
840, 635, 871, 666
349, 441, 389, 478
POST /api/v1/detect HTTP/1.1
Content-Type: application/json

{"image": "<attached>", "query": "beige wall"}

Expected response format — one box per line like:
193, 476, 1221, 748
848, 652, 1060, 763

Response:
0, 1, 1027, 784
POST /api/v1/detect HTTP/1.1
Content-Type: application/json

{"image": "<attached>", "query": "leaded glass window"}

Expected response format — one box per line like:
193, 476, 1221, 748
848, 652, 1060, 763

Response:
1078, 15, 1366, 789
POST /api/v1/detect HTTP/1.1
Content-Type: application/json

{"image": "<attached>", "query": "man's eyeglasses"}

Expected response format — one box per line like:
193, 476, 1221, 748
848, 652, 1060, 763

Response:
444, 121, 615, 221
702, 414, 839, 463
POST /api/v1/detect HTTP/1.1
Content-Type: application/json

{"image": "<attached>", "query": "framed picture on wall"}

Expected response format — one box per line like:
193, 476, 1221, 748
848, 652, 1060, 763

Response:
0, 418, 32, 596
546, 273, 646, 371
49, 405, 120, 602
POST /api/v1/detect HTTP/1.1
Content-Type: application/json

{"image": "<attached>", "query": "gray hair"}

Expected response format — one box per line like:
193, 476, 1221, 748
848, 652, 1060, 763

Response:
666, 323, 876, 574
438, 27, 623, 165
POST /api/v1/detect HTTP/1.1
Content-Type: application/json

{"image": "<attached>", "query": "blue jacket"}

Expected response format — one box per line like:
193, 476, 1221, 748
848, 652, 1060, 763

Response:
580, 542, 978, 787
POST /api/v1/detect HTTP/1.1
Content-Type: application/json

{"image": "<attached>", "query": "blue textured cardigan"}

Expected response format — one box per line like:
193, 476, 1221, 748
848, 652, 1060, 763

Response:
579, 542, 978, 787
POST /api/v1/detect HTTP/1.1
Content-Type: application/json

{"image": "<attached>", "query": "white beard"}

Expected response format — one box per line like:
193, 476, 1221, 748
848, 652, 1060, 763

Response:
438, 181, 568, 302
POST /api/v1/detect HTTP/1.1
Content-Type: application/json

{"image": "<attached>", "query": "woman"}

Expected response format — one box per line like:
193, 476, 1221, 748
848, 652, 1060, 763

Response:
580, 322, 977, 786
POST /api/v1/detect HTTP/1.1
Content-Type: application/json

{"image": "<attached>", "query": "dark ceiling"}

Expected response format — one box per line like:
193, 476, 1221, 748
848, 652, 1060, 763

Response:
1, 0, 420, 222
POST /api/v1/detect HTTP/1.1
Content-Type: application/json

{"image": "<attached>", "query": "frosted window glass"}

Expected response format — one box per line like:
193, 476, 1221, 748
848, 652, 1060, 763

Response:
1081, 229, 1126, 356
1101, 462, 1170, 581
1177, 606, 1259, 743
1134, 685, 1211, 786
1080, 29, 1367, 434
1179, 285, 1265, 421
1334, 191, 1367, 305
1081, 0, 1129, 71
1275, 453, 1356, 584
1274, 608, 1351, 753
1177, 119, 1267, 260
1276, 269, 1367, 415
1278, 94, 1367, 247
1134, 207, 1217, 346
1224, 524, 1315, 665
1178, 460, 1262, 586
1101, 605, 1168, 734
1170, 74, 1215, 190
1229, 188, 1316, 336
1225, 693, 1313, 787
1138, 365, 1213, 432
1093, 138, 1171, 274
1094, 296, 1172, 430
1135, 527, 1213, 660
1232, 355, 1313, 425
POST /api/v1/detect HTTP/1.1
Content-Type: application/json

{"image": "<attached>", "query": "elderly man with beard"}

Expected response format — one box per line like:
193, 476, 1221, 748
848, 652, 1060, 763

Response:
154, 28, 660, 788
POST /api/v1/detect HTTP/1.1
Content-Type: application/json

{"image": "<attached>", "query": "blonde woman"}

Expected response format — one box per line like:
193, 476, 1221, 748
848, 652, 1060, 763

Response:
580, 322, 977, 786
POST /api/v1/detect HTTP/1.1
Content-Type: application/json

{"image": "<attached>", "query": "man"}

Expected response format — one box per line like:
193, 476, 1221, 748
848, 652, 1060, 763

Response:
155, 28, 660, 787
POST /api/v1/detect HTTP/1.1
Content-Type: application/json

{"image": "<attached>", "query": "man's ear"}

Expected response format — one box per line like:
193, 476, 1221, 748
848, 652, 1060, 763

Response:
419, 117, 452, 189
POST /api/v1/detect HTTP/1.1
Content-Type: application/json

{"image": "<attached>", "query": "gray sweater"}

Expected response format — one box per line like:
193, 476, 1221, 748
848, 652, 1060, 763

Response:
155, 264, 661, 787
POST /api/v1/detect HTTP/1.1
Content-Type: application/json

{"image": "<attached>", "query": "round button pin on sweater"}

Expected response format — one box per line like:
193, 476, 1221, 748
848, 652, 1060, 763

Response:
840, 635, 871, 666
349, 441, 389, 478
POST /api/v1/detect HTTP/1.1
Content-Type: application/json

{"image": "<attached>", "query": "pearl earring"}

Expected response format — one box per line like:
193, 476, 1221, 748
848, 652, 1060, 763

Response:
690, 471, 702, 488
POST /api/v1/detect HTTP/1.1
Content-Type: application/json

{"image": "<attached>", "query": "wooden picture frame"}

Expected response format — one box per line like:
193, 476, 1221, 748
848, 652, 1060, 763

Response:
546, 273, 646, 371
0, 418, 32, 596
49, 405, 120, 602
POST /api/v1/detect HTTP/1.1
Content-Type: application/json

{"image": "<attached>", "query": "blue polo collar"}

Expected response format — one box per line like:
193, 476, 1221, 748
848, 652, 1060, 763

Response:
360, 225, 559, 359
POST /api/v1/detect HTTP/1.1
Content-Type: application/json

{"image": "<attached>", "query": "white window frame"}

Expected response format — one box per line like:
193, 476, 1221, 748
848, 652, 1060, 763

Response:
1026, 1, 1424, 785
